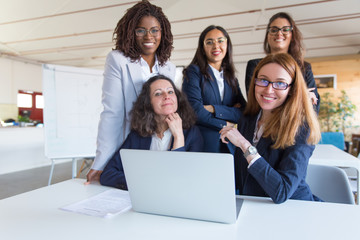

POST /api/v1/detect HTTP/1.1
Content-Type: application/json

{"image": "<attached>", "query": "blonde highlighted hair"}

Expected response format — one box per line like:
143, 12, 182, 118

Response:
245, 53, 321, 148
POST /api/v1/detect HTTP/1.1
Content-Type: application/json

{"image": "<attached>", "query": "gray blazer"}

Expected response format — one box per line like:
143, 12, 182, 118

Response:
92, 50, 176, 170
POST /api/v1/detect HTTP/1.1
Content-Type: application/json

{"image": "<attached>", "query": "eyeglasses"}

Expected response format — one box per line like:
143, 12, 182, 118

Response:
267, 26, 293, 35
204, 37, 227, 46
254, 78, 292, 90
135, 27, 161, 37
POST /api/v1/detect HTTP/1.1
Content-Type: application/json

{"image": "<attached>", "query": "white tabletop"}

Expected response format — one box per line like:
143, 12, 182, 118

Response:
310, 144, 360, 203
1, 179, 359, 240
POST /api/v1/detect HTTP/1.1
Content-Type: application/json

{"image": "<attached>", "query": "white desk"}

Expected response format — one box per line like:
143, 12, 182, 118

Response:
1, 179, 359, 240
310, 144, 360, 204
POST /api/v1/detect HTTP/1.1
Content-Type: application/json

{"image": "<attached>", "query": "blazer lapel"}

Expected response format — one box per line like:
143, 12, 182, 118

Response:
207, 68, 222, 104
139, 135, 152, 149
127, 61, 145, 97
159, 62, 174, 79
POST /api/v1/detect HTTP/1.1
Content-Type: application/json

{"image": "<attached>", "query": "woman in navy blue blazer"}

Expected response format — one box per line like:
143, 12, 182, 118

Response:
182, 25, 246, 153
100, 75, 203, 189
220, 53, 322, 204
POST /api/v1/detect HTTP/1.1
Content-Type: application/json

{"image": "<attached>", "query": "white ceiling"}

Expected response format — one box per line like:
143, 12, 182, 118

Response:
0, 0, 359, 69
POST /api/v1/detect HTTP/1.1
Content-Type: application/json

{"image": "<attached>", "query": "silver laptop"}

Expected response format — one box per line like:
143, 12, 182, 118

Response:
120, 149, 242, 224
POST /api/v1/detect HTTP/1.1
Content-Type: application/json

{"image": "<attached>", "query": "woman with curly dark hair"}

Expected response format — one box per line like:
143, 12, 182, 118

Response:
244, 12, 320, 113
182, 25, 246, 154
87, 1, 176, 183
100, 75, 203, 189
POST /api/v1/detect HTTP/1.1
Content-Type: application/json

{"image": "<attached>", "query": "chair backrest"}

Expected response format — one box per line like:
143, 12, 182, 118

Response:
319, 132, 345, 150
306, 164, 354, 204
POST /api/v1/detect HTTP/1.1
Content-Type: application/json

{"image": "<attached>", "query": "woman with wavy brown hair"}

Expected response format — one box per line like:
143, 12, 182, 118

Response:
245, 12, 320, 113
87, 1, 176, 183
220, 53, 321, 204
100, 75, 203, 190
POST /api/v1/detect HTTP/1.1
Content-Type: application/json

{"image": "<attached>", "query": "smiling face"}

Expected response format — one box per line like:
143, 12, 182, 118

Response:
150, 79, 178, 118
135, 16, 161, 60
267, 17, 292, 54
203, 29, 227, 71
255, 63, 292, 116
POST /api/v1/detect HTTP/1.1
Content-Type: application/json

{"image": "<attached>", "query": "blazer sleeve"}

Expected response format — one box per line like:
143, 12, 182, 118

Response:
247, 129, 314, 204
182, 65, 227, 131
172, 126, 204, 152
99, 131, 148, 190
213, 81, 246, 122
99, 133, 133, 190
93, 51, 125, 171
304, 62, 320, 114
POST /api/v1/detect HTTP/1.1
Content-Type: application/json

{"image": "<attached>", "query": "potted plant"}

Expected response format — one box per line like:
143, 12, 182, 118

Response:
318, 90, 357, 151
18, 115, 30, 127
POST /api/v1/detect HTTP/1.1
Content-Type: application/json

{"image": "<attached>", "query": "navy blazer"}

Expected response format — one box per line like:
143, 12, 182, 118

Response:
100, 126, 203, 190
245, 58, 320, 113
235, 114, 321, 204
182, 64, 246, 153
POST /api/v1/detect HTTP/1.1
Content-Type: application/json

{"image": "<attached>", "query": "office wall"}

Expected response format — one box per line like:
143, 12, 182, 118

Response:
0, 57, 42, 120
307, 54, 360, 136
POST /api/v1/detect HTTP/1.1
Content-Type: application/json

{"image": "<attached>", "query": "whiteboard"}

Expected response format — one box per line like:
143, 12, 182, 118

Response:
43, 64, 103, 159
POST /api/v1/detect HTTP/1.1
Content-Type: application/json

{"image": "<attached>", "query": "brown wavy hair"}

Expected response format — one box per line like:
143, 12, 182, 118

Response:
264, 12, 305, 70
183, 25, 239, 94
246, 53, 320, 148
113, 0, 173, 66
131, 75, 197, 137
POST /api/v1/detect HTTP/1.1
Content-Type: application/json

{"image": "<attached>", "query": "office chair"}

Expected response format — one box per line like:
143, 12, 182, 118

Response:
306, 164, 355, 204
319, 132, 345, 151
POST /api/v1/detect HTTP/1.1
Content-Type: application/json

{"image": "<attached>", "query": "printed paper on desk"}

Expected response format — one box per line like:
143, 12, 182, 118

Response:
60, 189, 132, 218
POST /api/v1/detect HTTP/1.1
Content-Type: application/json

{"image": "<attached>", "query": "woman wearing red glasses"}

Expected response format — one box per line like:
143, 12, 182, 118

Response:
86, 1, 176, 184
220, 53, 322, 204
245, 12, 320, 113
182, 25, 246, 154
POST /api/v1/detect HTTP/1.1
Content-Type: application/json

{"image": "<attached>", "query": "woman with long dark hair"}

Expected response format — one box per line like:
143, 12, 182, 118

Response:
182, 25, 246, 153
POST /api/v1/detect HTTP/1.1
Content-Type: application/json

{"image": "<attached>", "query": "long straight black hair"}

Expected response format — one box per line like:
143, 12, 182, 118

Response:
183, 25, 238, 94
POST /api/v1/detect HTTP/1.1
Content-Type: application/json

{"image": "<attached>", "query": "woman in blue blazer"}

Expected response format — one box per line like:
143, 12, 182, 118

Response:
100, 75, 203, 189
182, 25, 246, 153
87, 1, 176, 183
220, 53, 322, 204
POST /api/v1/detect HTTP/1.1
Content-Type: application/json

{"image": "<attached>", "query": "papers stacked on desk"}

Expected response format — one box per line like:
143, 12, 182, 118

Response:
60, 189, 132, 218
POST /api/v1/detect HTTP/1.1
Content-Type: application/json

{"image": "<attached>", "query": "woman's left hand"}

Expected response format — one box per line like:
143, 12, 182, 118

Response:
166, 112, 185, 149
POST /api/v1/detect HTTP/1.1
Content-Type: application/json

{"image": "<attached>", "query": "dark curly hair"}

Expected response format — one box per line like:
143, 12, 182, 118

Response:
264, 12, 305, 70
113, 0, 173, 66
131, 75, 196, 137
183, 25, 239, 94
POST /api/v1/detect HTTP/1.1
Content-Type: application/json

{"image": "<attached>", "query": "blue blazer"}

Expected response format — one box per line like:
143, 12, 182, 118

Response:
100, 126, 203, 189
182, 64, 246, 153
235, 114, 321, 204
245, 58, 320, 113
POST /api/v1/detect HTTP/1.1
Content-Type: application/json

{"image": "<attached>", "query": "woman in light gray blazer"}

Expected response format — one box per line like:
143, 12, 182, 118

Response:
86, 1, 176, 183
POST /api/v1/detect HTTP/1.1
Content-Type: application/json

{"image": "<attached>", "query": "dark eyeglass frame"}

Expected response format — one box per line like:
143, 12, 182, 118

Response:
254, 78, 292, 90
135, 27, 161, 37
267, 26, 293, 35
